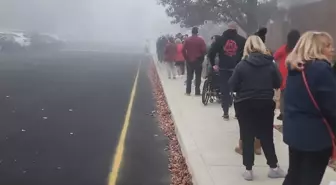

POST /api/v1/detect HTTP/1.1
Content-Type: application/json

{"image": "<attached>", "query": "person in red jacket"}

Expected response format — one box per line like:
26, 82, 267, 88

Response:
164, 37, 177, 79
174, 38, 185, 76
182, 27, 206, 95
274, 30, 300, 120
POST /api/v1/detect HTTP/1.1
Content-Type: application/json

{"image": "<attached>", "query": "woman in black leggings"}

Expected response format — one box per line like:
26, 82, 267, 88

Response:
229, 35, 285, 181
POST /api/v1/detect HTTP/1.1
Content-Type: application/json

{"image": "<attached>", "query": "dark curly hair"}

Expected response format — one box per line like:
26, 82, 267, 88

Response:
211, 35, 221, 41
254, 27, 267, 43
286, 29, 301, 53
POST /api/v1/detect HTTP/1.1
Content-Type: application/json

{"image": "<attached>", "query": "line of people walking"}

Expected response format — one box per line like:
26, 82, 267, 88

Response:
156, 28, 206, 95
156, 22, 336, 185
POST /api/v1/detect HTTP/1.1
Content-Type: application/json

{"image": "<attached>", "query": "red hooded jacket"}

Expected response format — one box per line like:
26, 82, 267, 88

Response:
274, 44, 288, 90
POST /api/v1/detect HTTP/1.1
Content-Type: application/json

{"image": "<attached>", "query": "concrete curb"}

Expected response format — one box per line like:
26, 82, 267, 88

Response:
152, 60, 215, 185
151, 57, 335, 185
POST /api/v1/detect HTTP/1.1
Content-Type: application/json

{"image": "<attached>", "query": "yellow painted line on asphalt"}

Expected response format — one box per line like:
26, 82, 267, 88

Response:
108, 61, 141, 185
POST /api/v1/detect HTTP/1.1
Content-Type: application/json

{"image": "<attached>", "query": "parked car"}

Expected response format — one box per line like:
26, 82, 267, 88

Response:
0, 31, 31, 51
12, 32, 31, 47
29, 33, 65, 51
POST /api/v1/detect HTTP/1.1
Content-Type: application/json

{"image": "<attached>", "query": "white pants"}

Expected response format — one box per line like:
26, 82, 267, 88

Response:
165, 61, 176, 78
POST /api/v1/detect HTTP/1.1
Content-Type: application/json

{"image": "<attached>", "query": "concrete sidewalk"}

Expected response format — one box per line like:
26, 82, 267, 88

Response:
155, 62, 336, 185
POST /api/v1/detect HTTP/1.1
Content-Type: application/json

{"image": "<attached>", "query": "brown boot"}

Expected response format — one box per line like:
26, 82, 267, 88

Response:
254, 138, 262, 155
235, 140, 243, 155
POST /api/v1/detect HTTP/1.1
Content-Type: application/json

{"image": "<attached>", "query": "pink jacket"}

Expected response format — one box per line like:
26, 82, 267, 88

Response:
175, 44, 185, 62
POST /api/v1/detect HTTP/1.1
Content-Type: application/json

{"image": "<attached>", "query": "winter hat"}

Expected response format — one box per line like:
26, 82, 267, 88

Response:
255, 27, 267, 43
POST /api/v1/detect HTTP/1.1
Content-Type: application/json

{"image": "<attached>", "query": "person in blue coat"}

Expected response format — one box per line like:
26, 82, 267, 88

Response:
283, 31, 336, 185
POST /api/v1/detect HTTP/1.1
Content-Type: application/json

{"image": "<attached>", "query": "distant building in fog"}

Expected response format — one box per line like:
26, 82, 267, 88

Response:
277, 0, 324, 9
267, 0, 336, 51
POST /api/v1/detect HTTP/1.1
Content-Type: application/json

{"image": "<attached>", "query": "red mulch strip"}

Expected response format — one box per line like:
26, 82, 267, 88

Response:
148, 61, 193, 185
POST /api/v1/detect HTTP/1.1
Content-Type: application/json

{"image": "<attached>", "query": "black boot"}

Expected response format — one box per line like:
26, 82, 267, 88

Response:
277, 113, 283, 121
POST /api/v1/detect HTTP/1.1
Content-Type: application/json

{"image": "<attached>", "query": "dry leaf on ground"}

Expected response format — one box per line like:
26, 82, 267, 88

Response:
148, 61, 193, 185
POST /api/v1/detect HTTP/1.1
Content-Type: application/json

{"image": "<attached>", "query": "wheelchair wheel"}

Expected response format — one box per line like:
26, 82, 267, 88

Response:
202, 79, 210, 105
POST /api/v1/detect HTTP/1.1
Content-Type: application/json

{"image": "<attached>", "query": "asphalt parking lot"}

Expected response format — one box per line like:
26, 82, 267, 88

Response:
0, 51, 170, 185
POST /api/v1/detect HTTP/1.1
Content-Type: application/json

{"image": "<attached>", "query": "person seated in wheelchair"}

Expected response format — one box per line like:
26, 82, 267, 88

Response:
205, 66, 221, 96
206, 35, 222, 94
201, 66, 221, 105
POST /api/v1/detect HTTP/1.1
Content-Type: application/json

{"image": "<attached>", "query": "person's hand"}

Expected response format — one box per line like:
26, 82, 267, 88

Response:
289, 60, 305, 71
213, 65, 219, 72
296, 61, 305, 71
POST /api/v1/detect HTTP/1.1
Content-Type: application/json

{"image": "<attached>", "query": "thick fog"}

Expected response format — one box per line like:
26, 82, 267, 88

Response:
277, 0, 322, 8
0, 0, 180, 44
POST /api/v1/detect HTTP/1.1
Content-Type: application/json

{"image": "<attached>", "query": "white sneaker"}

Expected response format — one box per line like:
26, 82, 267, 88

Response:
242, 170, 253, 181
268, 167, 286, 179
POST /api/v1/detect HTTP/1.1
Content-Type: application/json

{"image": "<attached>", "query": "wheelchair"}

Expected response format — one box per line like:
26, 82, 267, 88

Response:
202, 68, 221, 105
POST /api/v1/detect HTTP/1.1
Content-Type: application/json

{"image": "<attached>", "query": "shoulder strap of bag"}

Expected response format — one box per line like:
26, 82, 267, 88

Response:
302, 71, 336, 159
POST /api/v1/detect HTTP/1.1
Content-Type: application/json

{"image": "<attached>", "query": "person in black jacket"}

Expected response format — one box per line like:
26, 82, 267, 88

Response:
282, 31, 336, 185
229, 35, 285, 181
207, 35, 221, 54
234, 27, 270, 155
208, 22, 246, 120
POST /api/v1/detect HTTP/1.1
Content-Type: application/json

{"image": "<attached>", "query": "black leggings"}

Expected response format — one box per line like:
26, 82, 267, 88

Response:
235, 99, 278, 170
220, 71, 233, 115
175, 61, 185, 75
282, 147, 332, 185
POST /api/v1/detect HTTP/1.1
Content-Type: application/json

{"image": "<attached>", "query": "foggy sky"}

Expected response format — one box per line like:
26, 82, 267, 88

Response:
0, 0, 180, 43
277, 0, 322, 9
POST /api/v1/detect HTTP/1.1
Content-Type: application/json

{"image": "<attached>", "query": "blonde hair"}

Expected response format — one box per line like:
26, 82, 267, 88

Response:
243, 35, 269, 59
286, 31, 333, 68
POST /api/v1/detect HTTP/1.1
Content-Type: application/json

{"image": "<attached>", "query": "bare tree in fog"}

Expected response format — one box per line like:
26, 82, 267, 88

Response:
158, 0, 278, 34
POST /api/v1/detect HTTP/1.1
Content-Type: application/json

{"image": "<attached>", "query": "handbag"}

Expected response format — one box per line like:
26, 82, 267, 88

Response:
302, 71, 336, 160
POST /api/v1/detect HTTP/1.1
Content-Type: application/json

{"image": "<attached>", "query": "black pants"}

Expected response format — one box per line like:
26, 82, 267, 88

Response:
220, 70, 233, 115
235, 99, 278, 170
186, 60, 202, 94
282, 147, 332, 185
175, 61, 185, 75
157, 52, 163, 63
234, 103, 259, 140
